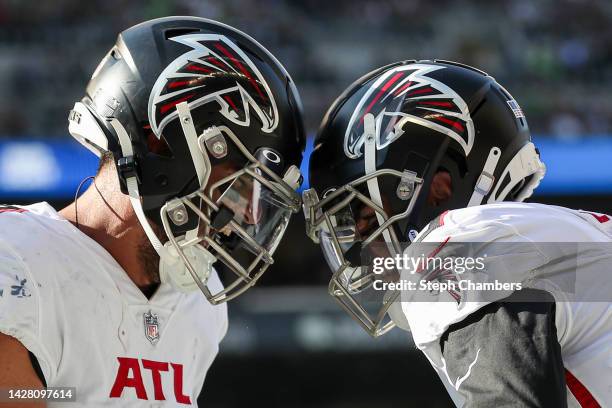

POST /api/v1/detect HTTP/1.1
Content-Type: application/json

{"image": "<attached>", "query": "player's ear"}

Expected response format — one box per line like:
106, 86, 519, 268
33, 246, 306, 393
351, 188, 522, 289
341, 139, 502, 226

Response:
427, 169, 453, 207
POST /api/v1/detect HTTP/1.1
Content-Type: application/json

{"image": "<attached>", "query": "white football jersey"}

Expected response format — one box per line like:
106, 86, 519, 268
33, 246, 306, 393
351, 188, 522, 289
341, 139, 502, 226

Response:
0, 202, 228, 407
390, 202, 612, 407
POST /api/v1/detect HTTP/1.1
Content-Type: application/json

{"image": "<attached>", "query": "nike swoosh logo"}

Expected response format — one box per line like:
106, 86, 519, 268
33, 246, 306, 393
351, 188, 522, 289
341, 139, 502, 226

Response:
455, 348, 481, 391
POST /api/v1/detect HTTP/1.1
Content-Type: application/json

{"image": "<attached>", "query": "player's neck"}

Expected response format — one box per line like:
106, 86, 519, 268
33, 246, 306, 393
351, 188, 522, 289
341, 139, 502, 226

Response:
59, 181, 160, 295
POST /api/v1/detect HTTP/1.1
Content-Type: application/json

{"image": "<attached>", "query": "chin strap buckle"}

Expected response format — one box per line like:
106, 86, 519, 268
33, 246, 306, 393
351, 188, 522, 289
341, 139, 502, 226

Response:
117, 155, 140, 184
397, 170, 418, 200
474, 172, 495, 196
467, 146, 501, 207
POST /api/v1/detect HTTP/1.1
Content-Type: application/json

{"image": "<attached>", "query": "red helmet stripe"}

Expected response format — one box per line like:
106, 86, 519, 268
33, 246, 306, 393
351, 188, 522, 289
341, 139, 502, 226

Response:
393, 80, 414, 96
407, 86, 435, 96
419, 101, 455, 108
168, 80, 192, 89
432, 115, 465, 132
223, 95, 238, 111
186, 63, 212, 73
214, 43, 267, 101
360, 72, 404, 123
206, 56, 227, 69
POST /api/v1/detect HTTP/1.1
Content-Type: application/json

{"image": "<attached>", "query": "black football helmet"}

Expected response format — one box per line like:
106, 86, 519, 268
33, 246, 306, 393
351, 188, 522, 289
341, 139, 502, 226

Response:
303, 60, 545, 336
68, 17, 305, 303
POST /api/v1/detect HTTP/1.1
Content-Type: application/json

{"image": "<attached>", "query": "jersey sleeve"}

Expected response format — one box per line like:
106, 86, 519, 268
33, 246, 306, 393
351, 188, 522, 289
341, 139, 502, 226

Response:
0, 239, 54, 384
396, 205, 553, 347
406, 207, 551, 297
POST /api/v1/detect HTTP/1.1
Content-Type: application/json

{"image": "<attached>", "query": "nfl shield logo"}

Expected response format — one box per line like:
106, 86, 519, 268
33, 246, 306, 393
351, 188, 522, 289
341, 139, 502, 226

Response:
143, 310, 160, 344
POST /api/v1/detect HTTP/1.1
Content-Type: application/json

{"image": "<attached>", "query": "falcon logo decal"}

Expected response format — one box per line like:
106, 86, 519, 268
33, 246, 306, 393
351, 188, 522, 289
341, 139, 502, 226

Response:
344, 64, 474, 159
148, 34, 278, 138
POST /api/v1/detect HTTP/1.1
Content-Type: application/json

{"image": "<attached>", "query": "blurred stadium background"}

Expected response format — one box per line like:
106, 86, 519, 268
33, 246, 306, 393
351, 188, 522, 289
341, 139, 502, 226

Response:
1, 1, 611, 406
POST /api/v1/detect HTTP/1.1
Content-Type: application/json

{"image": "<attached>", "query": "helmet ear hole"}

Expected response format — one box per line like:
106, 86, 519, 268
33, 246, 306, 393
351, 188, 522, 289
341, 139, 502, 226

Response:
110, 48, 122, 60
427, 169, 453, 207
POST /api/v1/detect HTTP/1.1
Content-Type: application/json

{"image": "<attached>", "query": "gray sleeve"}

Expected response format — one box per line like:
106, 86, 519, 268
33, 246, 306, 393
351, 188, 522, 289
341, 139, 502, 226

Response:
439, 288, 568, 407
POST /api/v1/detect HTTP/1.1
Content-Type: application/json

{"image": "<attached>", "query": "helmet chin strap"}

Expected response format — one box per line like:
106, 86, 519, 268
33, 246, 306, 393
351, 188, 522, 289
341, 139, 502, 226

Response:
110, 119, 165, 256
110, 117, 213, 293
363, 113, 397, 256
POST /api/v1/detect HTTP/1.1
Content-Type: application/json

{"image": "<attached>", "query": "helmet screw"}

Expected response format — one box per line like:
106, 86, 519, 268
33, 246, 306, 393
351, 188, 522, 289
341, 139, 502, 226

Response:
212, 141, 226, 155
396, 170, 418, 200
183, 116, 190, 123
170, 207, 187, 225
397, 185, 412, 199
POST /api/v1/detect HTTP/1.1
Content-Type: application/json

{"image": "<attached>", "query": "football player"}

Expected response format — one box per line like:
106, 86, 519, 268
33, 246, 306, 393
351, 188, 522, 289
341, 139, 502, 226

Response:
0, 17, 305, 406
303, 60, 611, 406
